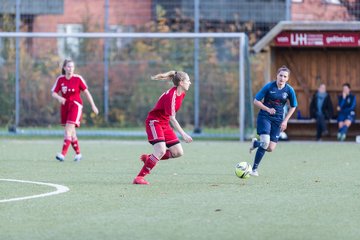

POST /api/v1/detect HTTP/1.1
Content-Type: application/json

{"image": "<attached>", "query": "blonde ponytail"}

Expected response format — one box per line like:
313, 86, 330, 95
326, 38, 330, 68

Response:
151, 70, 189, 86
151, 71, 176, 81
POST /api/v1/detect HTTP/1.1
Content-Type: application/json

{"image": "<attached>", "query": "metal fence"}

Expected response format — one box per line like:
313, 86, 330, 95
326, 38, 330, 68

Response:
1, 0, 359, 140
1, 1, 359, 43
0, 32, 253, 140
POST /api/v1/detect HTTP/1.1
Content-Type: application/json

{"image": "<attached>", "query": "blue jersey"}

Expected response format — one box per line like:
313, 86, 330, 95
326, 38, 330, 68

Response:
255, 81, 297, 121
337, 94, 356, 116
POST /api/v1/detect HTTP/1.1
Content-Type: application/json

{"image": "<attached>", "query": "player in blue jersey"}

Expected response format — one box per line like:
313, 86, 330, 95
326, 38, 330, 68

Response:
336, 83, 356, 141
249, 65, 298, 176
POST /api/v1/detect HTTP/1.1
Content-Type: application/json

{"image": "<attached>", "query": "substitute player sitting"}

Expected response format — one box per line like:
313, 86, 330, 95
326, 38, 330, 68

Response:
336, 83, 356, 141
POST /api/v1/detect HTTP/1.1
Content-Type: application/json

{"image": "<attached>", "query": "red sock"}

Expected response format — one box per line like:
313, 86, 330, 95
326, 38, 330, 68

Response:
160, 150, 173, 160
137, 154, 159, 177
71, 138, 81, 154
61, 137, 72, 156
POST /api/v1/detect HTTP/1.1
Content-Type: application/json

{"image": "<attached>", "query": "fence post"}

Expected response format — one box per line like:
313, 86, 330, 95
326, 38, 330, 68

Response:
14, 0, 21, 131
103, 0, 110, 122
193, 0, 201, 133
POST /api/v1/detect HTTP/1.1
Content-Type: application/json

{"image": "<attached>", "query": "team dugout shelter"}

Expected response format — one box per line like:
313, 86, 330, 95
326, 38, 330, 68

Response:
253, 21, 360, 140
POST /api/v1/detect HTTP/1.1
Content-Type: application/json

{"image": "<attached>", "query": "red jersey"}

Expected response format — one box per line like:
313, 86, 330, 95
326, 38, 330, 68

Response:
147, 87, 186, 123
51, 74, 87, 104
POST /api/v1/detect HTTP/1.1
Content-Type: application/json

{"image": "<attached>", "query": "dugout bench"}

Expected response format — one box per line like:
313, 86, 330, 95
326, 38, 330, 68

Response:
286, 119, 360, 141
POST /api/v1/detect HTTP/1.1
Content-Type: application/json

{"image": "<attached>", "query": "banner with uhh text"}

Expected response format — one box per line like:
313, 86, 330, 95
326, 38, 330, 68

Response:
274, 31, 360, 47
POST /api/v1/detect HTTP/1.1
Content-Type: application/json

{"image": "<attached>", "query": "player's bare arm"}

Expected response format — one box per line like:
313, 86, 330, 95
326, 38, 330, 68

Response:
281, 106, 296, 131
254, 99, 276, 115
83, 89, 99, 115
170, 116, 193, 143
52, 92, 66, 105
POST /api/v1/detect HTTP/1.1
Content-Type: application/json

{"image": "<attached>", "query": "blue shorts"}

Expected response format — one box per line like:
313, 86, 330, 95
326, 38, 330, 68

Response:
257, 115, 281, 142
338, 112, 355, 123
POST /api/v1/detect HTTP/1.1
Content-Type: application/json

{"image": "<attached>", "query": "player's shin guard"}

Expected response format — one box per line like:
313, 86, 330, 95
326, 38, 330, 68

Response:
137, 154, 159, 177
61, 137, 72, 156
253, 147, 266, 170
71, 137, 81, 154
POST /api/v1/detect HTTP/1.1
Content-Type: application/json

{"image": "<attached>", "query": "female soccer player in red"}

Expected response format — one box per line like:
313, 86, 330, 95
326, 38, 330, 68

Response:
51, 59, 99, 162
133, 70, 193, 185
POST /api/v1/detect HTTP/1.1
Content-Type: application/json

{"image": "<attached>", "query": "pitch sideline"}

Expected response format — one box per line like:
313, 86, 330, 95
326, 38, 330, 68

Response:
0, 178, 69, 203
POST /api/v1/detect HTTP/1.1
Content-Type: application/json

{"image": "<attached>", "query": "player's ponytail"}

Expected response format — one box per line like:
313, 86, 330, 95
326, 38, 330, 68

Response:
151, 70, 189, 86
151, 71, 176, 81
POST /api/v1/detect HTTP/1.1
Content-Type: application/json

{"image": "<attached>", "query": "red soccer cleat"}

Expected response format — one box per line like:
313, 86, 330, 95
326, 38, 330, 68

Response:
140, 154, 150, 163
133, 176, 150, 185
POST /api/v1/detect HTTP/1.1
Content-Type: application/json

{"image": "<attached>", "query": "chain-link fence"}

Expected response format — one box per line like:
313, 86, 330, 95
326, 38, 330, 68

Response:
1, 0, 359, 139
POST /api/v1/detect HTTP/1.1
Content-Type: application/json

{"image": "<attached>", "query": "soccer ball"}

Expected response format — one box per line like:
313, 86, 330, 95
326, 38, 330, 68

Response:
235, 162, 252, 179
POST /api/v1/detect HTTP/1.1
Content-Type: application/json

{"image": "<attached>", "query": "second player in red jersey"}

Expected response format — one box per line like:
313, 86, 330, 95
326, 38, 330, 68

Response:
52, 72, 87, 127
51, 59, 99, 162
133, 70, 193, 185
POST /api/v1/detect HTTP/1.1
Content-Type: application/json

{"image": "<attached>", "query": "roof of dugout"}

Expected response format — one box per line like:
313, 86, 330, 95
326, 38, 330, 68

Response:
253, 21, 360, 53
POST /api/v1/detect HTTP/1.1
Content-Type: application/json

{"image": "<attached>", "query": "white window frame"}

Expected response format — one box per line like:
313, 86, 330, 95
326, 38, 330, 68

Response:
109, 25, 134, 49
0, 38, 4, 65
57, 24, 83, 59
324, 0, 341, 4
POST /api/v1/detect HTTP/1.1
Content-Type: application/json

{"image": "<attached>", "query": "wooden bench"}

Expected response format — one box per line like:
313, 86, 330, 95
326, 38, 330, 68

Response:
286, 119, 360, 141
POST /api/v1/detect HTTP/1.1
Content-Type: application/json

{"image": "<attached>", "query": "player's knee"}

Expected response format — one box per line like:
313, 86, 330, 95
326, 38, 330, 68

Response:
155, 148, 167, 159
172, 149, 184, 158
259, 134, 270, 150
64, 131, 72, 138
267, 143, 276, 152
159, 149, 167, 158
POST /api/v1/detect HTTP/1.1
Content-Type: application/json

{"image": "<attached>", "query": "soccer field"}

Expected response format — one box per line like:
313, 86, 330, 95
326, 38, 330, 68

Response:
1, 139, 359, 240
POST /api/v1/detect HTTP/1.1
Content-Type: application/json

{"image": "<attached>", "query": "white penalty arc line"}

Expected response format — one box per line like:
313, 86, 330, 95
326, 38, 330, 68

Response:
0, 179, 69, 203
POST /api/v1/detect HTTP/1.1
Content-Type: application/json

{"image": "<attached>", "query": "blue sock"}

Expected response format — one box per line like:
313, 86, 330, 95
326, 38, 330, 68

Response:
254, 140, 260, 148
253, 147, 266, 170
341, 126, 348, 134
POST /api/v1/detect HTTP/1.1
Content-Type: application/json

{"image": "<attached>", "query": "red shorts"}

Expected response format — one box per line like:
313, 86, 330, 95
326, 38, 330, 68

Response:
145, 119, 180, 147
61, 100, 83, 127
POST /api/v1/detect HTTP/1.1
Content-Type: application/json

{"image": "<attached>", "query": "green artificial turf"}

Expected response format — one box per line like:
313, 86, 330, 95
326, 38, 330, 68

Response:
1, 139, 359, 240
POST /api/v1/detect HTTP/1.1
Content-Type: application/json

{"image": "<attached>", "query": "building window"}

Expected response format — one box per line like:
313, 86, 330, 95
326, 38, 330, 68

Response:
0, 38, 4, 65
109, 25, 134, 49
57, 24, 83, 60
324, 0, 340, 4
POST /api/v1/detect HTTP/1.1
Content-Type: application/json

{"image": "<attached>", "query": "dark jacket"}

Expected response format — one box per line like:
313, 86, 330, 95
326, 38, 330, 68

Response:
310, 93, 334, 119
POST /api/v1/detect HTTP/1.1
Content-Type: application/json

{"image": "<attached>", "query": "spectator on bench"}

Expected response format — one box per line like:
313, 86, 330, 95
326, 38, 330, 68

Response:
310, 83, 333, 141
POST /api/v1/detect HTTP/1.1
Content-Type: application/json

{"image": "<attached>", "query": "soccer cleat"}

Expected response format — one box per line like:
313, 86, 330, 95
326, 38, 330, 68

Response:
340, 134, 346, 142
133, 176, 150, 185
140, 154, 150, 163
74, 154, 82, 162
56, 153, 65, 162
249, 169, 259, 177
249, 138, 258, 153
337, 132, 341, 140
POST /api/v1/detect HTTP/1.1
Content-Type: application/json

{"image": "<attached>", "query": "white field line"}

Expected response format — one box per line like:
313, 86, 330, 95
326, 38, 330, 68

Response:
0, 179, 69, 203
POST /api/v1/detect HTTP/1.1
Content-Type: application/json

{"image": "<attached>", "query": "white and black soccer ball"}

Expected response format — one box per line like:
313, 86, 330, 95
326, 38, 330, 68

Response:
235, 162, 252, 179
